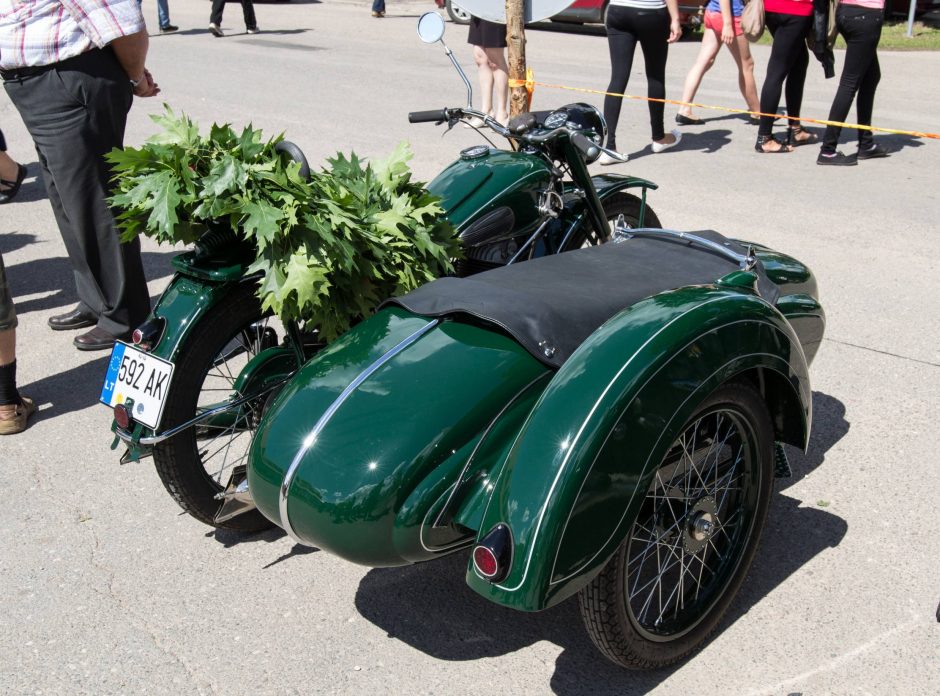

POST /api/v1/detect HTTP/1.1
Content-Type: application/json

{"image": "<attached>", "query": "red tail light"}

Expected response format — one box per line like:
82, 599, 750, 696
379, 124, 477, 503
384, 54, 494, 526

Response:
473, 546, 499, 578
113, 404, 131, 429
472, 524, 512, 582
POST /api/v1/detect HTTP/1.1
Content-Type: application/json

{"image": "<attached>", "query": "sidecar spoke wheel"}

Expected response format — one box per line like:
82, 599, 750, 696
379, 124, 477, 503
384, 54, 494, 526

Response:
152, 284, 287, 532
578, 382, 774, 669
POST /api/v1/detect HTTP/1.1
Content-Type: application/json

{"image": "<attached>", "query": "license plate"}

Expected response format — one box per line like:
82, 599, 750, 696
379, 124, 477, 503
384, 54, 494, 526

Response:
99, 342, 175, 430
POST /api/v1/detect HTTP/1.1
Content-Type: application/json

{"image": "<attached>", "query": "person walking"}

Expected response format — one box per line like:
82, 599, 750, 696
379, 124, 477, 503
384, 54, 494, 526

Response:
467, 16, 509, 127
600, 0, 682, 165
0, 250, 33, 435
754, 0, 817, 153
817, 0, 887, 165
138, 0, 178, 33
0, 129, 27, 204
675, 0, 760, 126
1, 0, 159, 351
209, 0, 260, 37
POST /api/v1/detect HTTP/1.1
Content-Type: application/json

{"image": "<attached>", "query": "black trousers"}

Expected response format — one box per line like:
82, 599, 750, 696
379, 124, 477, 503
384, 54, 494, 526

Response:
604, 5, 671, 146
822, 5, 882, 152
758, 12, 812, 137
3, 49, 150, 336
210, 0, 257, 28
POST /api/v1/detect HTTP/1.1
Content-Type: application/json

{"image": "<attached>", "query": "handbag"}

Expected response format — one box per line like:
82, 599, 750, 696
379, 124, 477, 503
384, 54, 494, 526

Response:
741, 0, 766, 43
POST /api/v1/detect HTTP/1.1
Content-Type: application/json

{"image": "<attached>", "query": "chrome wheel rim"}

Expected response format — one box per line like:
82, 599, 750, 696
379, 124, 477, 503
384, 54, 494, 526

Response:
194, 318, 279, 488
624, 407, 761, 641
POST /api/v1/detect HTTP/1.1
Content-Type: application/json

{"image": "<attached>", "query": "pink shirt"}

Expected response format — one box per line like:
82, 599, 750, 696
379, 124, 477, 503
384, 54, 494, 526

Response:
0, 0, 144, 69
840, 0, 885, 8
763, 0, 813, 16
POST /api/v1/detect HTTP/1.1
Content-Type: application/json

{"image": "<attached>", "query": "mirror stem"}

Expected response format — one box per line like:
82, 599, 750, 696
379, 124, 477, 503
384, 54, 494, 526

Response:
442, 42, 473, 110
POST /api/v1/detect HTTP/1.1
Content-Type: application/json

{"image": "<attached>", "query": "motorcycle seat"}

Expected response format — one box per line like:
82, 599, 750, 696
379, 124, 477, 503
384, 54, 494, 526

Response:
384, 230, 778, 368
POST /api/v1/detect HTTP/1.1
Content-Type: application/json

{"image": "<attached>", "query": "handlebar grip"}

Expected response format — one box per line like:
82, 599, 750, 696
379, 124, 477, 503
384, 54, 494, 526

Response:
571, 133, 601, 161
408, 109, 450, 124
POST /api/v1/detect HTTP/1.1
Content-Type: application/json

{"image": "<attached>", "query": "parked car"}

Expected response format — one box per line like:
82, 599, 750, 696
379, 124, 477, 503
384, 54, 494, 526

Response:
446, 0, 709, 31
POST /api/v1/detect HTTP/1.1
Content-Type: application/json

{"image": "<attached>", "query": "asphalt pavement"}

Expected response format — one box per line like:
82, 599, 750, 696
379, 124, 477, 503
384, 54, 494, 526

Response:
1, 1, 938, 693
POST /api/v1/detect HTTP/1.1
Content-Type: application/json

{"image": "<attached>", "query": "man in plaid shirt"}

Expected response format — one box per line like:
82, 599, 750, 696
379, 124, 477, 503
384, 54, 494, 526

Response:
0, 0, 160, 351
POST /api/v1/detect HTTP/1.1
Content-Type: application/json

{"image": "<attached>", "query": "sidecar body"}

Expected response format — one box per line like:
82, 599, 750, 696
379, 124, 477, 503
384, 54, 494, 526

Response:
246, 228, 823, 662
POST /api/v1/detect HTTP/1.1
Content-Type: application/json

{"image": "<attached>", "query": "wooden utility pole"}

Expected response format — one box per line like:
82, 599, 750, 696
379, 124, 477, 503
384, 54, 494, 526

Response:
506, 0, 527, 117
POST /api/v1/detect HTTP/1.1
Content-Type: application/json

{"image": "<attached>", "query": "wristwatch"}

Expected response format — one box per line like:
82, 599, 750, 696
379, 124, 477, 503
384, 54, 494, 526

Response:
129, 73, 145, 88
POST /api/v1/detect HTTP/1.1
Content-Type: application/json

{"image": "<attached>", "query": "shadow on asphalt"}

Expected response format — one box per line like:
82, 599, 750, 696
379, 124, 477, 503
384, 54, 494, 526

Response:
352, 391, 849, 694
206, 525, 321, 567
25, 354, 110, 419
164, 28, 311, 38
3, 250, 177, 315
1, 162, 45, 203
626, 128, 733, 160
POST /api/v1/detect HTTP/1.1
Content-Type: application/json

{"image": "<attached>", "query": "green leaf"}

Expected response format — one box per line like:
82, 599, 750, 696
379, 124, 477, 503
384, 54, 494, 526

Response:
241, 199, 284, 250
146, 170, 183, 237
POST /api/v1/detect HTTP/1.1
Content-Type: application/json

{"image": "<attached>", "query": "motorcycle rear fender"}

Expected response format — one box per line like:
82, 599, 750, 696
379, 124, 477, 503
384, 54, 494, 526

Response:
465, 287, 812, 611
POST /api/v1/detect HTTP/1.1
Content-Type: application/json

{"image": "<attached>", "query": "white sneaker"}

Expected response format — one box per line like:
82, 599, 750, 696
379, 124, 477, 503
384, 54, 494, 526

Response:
598, 151, 629, 166
651, 129, 682, 153
208, 23, 224, 37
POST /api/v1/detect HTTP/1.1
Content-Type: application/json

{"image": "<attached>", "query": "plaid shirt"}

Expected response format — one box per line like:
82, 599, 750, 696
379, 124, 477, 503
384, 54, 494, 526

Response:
0, 0, 144, 70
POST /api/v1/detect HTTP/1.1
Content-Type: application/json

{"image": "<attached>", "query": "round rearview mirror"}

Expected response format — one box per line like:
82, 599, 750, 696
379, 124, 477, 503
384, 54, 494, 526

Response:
417, 12, 446, 44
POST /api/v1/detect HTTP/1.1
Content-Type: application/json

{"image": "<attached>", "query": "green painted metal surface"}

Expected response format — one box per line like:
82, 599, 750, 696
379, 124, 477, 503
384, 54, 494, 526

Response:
427, 149, 551, 233
247, 307, 548, 566
464, 287, 813, 611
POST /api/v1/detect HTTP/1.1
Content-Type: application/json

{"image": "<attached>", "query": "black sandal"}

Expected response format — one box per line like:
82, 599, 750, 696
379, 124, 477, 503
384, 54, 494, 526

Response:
754, 134, 792, 154
0, 163, 27, 204
787, 126, 819, 147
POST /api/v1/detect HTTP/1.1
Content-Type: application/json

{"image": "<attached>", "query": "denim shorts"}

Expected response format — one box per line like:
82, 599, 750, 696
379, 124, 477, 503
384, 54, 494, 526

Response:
0, 252, 17, 331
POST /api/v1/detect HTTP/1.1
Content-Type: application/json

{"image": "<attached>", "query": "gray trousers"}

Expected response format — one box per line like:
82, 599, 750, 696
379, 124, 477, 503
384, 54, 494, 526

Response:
3, 48, 150, 336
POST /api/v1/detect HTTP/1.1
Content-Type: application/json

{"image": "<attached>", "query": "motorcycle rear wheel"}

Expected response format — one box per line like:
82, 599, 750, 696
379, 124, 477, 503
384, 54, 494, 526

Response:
569, 192, 662, 249
152, 283, 285, 532
578, 381, 774, 669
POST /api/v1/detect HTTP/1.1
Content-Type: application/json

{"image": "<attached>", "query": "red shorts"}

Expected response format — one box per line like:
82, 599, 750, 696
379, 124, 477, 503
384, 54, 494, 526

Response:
703, 10, 743, 36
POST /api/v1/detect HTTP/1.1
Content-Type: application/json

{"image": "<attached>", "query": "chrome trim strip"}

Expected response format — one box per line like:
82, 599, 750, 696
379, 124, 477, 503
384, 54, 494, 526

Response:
616, 227, 757, 270
278, 320, 440, 545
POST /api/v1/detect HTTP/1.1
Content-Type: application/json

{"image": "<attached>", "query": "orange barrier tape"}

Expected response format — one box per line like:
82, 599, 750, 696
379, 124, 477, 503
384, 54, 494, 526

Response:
508, 78, 940, 140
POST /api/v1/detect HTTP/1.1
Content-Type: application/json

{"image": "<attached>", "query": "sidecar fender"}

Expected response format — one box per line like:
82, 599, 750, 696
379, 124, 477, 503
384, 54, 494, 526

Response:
465, 287, 811, 611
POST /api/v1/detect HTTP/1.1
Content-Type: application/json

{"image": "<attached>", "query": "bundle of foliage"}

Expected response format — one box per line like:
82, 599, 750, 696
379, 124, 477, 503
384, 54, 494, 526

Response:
107, 107, 459, 339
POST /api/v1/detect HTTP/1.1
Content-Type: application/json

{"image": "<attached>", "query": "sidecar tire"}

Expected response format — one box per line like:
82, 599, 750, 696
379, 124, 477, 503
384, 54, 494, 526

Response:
578, 381, 774, 669
569, 192, 662, 249
152, 283, 276, 533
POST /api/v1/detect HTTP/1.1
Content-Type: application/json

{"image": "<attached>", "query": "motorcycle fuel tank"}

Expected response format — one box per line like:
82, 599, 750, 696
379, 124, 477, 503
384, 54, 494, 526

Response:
428, 148, 552, 235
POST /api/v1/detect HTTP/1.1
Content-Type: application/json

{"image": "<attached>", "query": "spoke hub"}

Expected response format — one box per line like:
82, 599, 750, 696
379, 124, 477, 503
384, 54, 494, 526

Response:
684, 496, 717, 554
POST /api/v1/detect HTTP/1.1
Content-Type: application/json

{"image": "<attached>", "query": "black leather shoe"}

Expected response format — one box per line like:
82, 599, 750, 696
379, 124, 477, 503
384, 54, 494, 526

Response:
74, 327, 129, 351
675, 113, 704, 126
48, 307, 97, 331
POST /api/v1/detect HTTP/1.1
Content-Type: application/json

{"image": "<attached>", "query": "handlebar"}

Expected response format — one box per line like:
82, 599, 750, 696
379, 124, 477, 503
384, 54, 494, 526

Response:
408, 109, 450, 124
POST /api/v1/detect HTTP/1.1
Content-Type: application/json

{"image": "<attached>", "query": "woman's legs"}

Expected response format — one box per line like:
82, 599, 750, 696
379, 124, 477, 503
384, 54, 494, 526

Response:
603, 6, 640, 151
636, 10, 672, 142
678, 28, 722, 119
729, 33, 760, 114
757, 13, 808, 150
473, 45, 495, 117
484, 47, 510, 123
821, 6, 883, 153
782, 30, 810, 129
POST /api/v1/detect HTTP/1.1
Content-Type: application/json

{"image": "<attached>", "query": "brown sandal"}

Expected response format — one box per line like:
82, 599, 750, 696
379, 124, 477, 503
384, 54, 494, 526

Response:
787, 126, 819, 147
754, 134, 793, 153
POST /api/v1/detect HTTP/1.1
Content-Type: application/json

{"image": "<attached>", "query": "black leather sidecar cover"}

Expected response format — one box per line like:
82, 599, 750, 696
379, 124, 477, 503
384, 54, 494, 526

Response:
384, 230, 779, 368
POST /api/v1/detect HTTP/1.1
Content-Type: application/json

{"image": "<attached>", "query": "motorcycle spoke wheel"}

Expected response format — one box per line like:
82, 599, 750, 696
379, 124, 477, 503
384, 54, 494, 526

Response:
578, 381, 773, 669
152, 284, 285, 532
568, 192, 662, 250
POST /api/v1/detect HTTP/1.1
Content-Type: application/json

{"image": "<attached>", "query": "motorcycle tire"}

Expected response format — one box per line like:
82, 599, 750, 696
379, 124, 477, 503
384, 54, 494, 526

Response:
152, 283, 283, 533
568, 192, 662, 249
578, 381, 774, 669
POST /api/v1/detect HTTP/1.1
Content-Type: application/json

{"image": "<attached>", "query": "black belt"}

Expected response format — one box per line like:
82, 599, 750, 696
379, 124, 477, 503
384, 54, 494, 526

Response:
1, 63, 56, 82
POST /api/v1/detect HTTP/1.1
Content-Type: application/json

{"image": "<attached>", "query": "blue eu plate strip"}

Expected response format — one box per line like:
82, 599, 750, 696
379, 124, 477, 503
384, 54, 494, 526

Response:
100, 342, 127, 405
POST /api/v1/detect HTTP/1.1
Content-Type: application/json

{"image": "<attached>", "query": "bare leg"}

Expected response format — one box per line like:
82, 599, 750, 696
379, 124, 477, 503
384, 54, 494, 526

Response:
485, 47, 510, 123
678, 29, 721, 119
473, 45, 494, 117
729, 33, 760, 114
0, 150, 18, 187
0, 328, 13, 365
